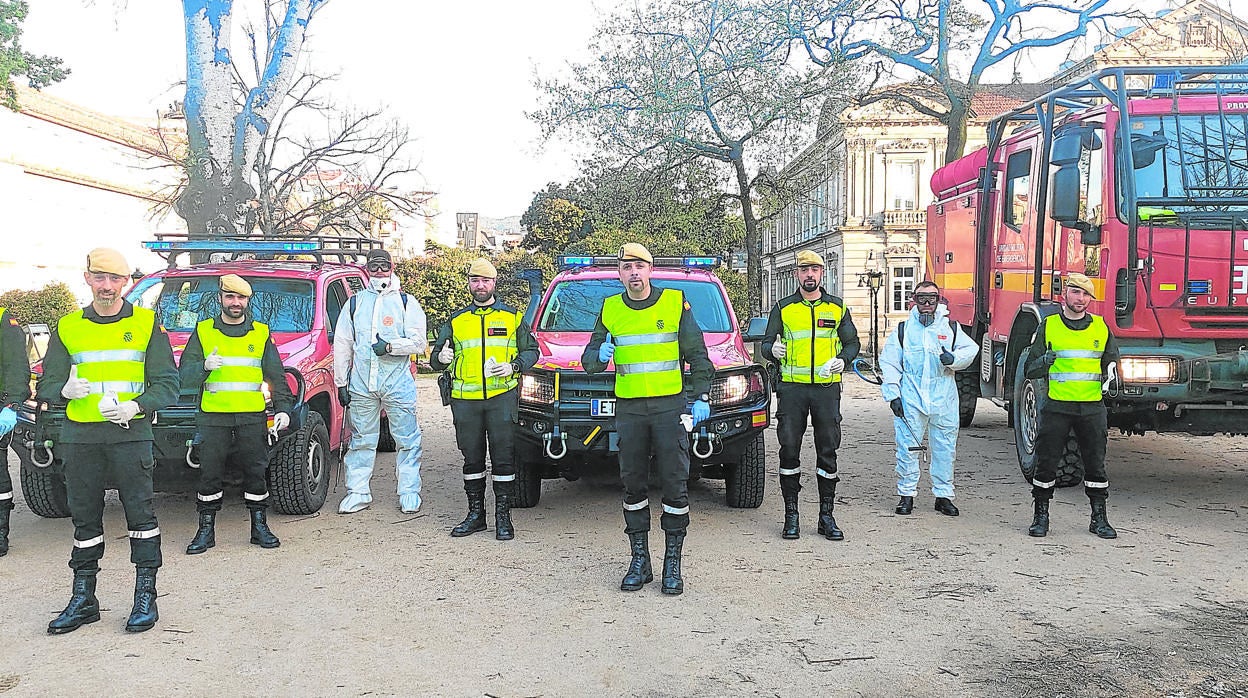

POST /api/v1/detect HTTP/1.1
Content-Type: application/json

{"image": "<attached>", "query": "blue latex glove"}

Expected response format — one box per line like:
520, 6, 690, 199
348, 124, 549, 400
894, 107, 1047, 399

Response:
372, 334, 390, 357
940, 349, 955, 366
598, 333, 616, 363
691, 399, 710, 425
0, 407, 15, 436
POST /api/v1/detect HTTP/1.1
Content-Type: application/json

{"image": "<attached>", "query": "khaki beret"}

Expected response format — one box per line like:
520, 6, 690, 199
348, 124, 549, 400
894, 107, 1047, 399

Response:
468, 258, 497, 279
795, 250, 824, 267
86, 248, 129, 276
1065, 273, 1096, 298
618, 243, 653, 264
220, 274, 253, 297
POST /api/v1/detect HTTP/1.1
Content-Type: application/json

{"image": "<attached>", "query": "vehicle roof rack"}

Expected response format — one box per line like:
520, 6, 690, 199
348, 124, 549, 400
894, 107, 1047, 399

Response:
143, 233, 384, 269
557, 255, 721, 270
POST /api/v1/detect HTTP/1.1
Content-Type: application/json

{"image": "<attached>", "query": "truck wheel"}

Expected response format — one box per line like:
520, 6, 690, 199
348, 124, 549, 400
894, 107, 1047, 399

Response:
724, 431, 765, 508
20, 462, 71, 518
270, 411, 331, 514
513, 457, 542, 508
376, 416, 396, 453
956, 370, 979, 427
1012, 362, 1083, 487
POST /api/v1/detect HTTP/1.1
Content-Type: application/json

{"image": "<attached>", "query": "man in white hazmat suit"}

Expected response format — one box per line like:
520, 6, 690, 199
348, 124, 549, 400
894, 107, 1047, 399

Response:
879, 280, 978, 517
333, 248, 429, 514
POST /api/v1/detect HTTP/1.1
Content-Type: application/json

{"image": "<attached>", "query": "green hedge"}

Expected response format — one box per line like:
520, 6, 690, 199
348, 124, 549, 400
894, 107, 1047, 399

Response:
0, 282, 78, 327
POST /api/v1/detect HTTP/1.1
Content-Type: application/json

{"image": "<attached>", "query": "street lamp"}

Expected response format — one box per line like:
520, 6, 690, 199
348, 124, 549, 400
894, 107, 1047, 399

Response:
857, 259, 885, 365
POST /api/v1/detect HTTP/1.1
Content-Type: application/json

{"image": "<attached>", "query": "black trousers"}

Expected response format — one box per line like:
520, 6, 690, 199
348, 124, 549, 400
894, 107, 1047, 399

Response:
197, 422, 271, 511
617, 405, 690, 535
0, 437, 12, 503
1031, 405, 1110, 502
60, 441, 161, 571
450, 393, 516, 494
776, 382, 843, 497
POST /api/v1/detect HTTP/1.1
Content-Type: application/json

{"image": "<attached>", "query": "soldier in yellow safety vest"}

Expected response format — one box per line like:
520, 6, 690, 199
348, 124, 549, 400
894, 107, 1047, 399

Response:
0, 304, 32, 557
582, 243, 713, 596
37, 248, 179, 635
430, 258, 538, 540
1022, 272, 1121, 539
762, 250, 860, 542
178, 274, 294, 555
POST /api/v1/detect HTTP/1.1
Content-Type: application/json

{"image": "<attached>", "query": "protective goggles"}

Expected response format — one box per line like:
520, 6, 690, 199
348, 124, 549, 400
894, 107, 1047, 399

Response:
366, 262, 393, 273
912, 292, 940, 304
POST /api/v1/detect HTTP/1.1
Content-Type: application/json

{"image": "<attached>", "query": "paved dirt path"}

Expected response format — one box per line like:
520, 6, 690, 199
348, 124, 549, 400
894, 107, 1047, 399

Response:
1, 379, 1244, 696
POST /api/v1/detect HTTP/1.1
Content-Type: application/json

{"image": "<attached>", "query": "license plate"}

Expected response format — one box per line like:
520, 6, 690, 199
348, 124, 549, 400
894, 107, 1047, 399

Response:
590, 399, 616, 417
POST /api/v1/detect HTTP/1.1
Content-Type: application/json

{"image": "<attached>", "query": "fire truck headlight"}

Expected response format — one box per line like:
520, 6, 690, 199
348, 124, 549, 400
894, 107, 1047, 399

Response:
519, 372, 555, 405
1118, 357, 1178, 384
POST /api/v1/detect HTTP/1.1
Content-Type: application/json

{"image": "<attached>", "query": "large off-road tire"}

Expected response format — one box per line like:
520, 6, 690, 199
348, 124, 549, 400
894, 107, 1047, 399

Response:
20, 462, 71, 518
1012, 361, 1083, 488
513, 457, 542, 508
376, 416, 396, 453
724, 431, 765, 508
956, 370, 979, 427
269, 411, 332, 514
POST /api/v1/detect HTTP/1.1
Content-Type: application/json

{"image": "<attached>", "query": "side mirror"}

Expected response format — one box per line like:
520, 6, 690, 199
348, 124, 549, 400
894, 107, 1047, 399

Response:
1080, 226, 1102, 246
1049, 166, 1082, 224
1131, 133, 1167, 169
743, 316, 770, 343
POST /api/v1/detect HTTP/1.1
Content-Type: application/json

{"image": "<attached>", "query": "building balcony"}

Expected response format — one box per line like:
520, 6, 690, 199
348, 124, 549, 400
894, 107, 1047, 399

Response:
881, 209, 926, 226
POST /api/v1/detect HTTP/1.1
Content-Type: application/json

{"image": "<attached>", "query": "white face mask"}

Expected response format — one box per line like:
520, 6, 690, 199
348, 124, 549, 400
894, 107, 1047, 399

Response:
369, 276, 391, 292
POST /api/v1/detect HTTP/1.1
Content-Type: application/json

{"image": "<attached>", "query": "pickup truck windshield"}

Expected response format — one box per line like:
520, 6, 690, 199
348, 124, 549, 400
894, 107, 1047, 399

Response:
127, 276, 315, 332
538, 279, 732, 333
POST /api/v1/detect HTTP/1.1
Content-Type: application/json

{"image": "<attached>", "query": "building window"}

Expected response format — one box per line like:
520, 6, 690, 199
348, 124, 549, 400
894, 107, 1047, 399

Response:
825, 251, 840, 295
890, 263, 916, 312
1004, 149, 1033, 229
1185, 24, 1210, 47
889, 160, 920, 210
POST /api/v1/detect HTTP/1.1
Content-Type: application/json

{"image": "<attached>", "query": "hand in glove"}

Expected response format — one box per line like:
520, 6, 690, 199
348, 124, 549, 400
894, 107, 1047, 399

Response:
1042, 349, 1059, 367
598, 333, 615, 363
100, 399, 140, 424
890, 398, 905, 418
437, 343, 454, 365
485, 360, 514, 378
203, 347, 223, 371
818, 357, 845, 378
271, 412, 290, 432
691, 399, 711, 425
940, 349, 955, 366
0, 406, 16, 436
770, 337, 786, 361
337, 386, 351, 408
372, 334, 390, 357
61, 364, 90, 400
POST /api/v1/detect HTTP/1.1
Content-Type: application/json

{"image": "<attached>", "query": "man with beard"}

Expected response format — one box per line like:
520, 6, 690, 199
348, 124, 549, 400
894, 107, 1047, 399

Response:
0, 303, 31, 557
1022, 273, 1120, 539
879, 281, 979, 517
430, 258, 537, 540
333, 248, 428, 514
39, 248, 178, 634
178, 274, 294, 553
582, 243, 713, 595
762, 250, 860, 541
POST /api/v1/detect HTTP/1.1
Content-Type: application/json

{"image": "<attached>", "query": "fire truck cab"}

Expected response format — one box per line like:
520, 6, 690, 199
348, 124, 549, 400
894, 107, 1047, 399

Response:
927, 66, 1248, 485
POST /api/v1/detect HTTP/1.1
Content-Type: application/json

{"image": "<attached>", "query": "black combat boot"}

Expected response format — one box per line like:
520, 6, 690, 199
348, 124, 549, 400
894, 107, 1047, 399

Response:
249, 508, 281, 548
619, 532, 652, 591
495, 488, 514, 541
781, 493, 800, 539
1028, 498, 1050, 537
661, 532, 685, 596
1089, 499, 1117, 539
895, 496, 914, 515
0, 500, 12, 556
451, 489, 487, 537
185, 510, 216, 555
47, 569, 100, 634
125, 567, 159, 633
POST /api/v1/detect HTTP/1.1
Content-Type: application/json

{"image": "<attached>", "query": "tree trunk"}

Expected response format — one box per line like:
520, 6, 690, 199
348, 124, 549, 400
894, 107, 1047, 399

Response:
731, 155, 762, 317
943, 98, 970, 163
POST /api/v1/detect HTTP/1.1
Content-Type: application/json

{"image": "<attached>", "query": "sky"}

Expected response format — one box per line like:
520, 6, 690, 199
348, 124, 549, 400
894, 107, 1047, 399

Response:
20, 0, 609, 242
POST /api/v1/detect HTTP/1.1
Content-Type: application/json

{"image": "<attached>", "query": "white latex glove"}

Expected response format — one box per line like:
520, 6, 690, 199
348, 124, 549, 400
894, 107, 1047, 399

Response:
272, 412, 290, 431
1103, 362, 1117, 393
62, 364, 90, 400
101, 400, 140, 425
771, 337, 786, 361
486, 361, 514, 378
818, 357, 845, 378
437, 343, 454, 365
204, 347, 223, 371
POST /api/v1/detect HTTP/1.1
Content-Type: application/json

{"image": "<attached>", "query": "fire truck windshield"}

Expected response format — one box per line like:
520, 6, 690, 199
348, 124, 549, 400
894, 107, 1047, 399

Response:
1128, 113, 1248, 224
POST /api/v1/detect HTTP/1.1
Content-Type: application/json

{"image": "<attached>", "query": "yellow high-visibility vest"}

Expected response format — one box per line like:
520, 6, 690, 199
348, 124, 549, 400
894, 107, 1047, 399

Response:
601, 289, 685, 399
779, 298, 845, 384
196, 318, 269, 413
57, 308, 154, 423
450, 306, 522, 400
1045, 313, 1109, 402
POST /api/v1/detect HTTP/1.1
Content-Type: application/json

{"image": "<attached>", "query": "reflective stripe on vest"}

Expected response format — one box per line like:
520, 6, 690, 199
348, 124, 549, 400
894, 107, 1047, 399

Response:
1045, 313, 1109, 402
449, 306, 521, 400
601, 289, 685, 399
779, 298, 845, 384
57, 308, 154, 423
196, 318, 270, 413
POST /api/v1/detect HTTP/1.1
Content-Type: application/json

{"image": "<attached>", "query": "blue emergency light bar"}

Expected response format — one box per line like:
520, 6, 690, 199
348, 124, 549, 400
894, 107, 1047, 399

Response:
557, 255, 723, 269
143, 240, 321, 253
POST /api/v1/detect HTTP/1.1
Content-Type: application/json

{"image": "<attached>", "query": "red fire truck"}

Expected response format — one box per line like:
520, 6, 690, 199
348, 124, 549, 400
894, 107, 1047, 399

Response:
926, 65, 1248, 485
